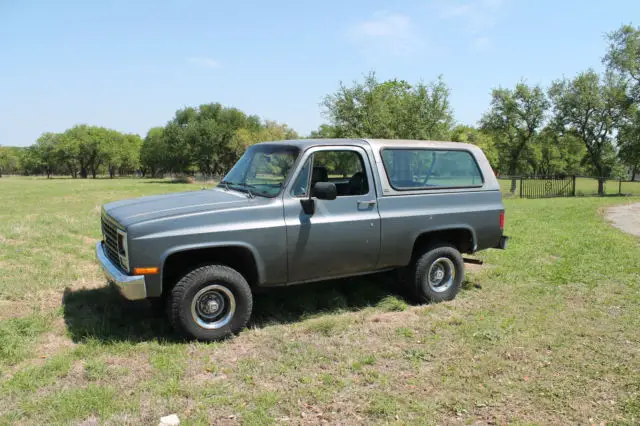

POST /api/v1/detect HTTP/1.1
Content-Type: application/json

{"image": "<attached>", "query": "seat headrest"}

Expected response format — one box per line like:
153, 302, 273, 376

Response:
312, 166, 328, 183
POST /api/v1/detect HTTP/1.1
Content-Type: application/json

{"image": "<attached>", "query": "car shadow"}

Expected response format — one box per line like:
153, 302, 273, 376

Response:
62, 285, 180, 343
62, 271, 480, 344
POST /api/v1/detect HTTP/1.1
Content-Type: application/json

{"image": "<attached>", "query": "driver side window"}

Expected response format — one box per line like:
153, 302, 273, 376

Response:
291, 150, 369, 197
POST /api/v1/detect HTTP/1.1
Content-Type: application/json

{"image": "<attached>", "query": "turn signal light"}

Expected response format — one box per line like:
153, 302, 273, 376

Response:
133, 267, 159, 275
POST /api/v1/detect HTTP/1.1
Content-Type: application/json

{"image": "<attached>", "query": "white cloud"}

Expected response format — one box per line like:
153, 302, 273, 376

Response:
441, 3, 474, 17
473, 36, 490, 50
187, 56, 220, 69
348, 11, 423, 57
432, 0, 505, 31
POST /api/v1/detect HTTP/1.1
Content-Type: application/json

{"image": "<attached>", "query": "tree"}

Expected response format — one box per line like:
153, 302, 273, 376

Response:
533, 125, 586, 176
161, 103, 298, 177
20, 146, 44, 176
97, 130, 142, 178
57, 130, 81, 178
606, 25, 640, 179
480, 82, 549, 192
33, 133, 62, 178
28, 126, 138, 178
86, 126, 109, 178
450, 125, 499, 168
618, 109, 640, 180
141, 127, 167, 177
0, 146, 26, 176
120, 134, 142, 176
63, 125, 95, 178
309, 124, 339, 139
549, 70, 632, 194
231, 121, 299, 170
98, 129, 119, 178
163, 121, 195, 175
0, 147, 11, 177
605, 24, 640, 101
321, 71, 454, 140
257, 120, 298, 141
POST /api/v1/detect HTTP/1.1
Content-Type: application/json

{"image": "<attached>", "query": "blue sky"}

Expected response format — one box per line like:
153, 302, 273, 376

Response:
1, 0, 638, 146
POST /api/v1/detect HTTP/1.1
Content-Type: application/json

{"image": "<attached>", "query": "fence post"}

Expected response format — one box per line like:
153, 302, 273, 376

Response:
619, 179, 622, 196
572, 175, 576, 197
519, 176, 523, 198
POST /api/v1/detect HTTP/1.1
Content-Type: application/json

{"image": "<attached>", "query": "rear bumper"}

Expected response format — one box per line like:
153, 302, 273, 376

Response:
494, 236, 509, 250
96, 242, 147, 300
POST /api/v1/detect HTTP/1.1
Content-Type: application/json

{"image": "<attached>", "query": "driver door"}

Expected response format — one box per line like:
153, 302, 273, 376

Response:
282, 146, 381, 283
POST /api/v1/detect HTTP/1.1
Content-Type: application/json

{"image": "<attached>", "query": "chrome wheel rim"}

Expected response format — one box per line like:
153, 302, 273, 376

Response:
426, 257, 455, 293
191, 284, 236, 329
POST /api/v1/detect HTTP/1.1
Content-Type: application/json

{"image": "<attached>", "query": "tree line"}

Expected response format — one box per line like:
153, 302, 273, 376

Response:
18, 126, 143, 179
140, 104, 298, 178
1, 24, 639, 194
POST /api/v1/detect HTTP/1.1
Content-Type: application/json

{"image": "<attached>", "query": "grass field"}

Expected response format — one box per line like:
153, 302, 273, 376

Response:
1, 176, 640, 425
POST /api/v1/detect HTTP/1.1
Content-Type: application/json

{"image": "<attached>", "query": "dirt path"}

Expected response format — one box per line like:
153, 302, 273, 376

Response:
605, 202, 640, 237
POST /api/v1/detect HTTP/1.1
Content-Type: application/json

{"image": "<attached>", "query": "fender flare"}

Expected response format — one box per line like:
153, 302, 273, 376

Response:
159, 241, 266, 288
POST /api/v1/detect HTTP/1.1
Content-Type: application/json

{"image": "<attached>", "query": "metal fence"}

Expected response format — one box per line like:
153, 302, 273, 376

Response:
498, 176, 640, 199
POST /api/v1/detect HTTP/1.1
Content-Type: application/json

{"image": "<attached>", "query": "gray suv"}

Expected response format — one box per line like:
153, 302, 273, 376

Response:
97, 139, 508, 340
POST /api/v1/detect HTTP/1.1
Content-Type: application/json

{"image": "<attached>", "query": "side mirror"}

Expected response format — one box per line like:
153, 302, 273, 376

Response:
311, 182, 337, 200
299, 182, 337, 215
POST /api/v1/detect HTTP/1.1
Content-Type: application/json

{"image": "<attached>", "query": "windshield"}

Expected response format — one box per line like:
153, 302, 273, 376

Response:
219, 144, 300, 197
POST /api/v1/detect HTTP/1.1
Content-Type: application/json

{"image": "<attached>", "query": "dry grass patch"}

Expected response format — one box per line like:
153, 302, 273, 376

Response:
35, 330, 75, 360
0, 300, 30, 322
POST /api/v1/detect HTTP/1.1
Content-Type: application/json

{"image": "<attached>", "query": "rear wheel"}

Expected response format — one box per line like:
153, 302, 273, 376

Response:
410, 244, 464, 303
168, 265, 252, 341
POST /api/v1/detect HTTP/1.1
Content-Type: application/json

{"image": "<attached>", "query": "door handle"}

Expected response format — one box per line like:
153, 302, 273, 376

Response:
358, 200, 377, 207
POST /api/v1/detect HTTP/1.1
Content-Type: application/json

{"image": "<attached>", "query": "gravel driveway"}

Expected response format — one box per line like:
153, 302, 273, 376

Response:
605, 202, 640, 238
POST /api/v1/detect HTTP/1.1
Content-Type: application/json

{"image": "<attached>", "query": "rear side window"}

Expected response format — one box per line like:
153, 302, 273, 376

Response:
381, 149, 483, 190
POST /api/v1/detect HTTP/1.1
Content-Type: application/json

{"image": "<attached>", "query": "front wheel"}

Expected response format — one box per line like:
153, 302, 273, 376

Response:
410, 244, 465, 303
168, 265, 253, 341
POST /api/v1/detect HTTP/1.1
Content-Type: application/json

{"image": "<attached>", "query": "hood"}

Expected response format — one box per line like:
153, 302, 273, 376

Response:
103, 188, 262, 227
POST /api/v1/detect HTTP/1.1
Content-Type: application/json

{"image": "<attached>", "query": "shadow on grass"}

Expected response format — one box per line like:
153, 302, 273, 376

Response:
62, 285, 178, 344
62, 271, 480, 344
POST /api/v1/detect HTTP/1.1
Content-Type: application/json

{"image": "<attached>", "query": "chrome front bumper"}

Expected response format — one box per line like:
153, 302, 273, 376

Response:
96, 241, 147, 300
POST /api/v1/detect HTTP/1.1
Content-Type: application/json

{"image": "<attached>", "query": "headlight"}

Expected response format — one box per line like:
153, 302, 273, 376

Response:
117, 229, 130, 272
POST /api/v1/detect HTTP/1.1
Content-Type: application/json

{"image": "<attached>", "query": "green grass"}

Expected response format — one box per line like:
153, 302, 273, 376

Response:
376, 295, 408, 312
3, 355, 72, 394
0, 176, 639, 424
621, 180, 640, 195
0, 177, 197, 301
0, 312, 54, 366
18, 384, 129, 423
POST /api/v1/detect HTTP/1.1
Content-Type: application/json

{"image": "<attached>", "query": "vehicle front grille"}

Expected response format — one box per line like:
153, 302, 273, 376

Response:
101, 215, 122, 267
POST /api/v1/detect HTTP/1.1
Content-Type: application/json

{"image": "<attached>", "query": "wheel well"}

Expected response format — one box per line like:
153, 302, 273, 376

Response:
162, 246, 259, 294
411, 229, 474, 259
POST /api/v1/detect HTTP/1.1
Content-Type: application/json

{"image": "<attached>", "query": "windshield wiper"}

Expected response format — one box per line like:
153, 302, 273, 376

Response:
218, 181, 258, 198
234, 183, 257, 198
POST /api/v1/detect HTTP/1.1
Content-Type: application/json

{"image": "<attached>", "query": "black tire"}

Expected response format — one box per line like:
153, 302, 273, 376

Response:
168, 265, 253, 341
410, 243, 464, 303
